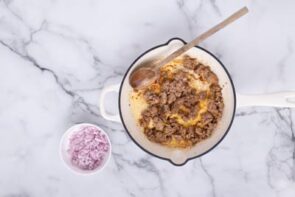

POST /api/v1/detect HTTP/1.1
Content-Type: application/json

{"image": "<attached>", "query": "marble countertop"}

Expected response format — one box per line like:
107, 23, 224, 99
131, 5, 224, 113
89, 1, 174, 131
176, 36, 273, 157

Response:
1, 0, 295, 196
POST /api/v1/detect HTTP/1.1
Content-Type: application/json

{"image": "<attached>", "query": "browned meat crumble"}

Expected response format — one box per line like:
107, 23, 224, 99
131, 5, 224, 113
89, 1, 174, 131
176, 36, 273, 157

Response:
139, 55, 224, 148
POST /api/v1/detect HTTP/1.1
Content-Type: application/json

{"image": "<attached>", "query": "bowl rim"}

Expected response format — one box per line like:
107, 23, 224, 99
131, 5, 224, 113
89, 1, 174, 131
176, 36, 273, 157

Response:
118, 37, 237, 166
59, 123, 112, 175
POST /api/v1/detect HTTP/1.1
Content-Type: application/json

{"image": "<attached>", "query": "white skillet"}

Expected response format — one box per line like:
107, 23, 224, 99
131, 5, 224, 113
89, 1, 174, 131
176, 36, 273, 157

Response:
99, 38, 295, 166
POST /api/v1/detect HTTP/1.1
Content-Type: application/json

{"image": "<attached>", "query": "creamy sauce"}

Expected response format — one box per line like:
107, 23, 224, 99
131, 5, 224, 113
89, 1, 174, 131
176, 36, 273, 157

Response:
129, 91, 148, 123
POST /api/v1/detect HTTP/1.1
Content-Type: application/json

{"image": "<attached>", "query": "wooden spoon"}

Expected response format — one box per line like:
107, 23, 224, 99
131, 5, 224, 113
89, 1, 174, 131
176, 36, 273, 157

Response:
129, 7, 248, 89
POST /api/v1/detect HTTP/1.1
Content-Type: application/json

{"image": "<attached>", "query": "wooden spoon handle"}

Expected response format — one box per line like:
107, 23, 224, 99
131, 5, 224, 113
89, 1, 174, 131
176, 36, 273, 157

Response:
157, 7, 249, 67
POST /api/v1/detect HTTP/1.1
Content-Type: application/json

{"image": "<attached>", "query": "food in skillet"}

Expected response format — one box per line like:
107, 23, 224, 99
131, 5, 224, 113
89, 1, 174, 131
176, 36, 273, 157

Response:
130, 55, 224, 148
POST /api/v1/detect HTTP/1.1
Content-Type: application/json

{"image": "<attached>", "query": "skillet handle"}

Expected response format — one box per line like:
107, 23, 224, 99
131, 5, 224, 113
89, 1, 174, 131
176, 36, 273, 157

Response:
99, 84, 121, 122
236, 92, 295, 108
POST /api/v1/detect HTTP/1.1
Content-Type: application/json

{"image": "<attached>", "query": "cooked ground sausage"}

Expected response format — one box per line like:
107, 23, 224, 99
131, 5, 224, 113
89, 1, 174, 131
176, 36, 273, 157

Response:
138, 55, 224, 148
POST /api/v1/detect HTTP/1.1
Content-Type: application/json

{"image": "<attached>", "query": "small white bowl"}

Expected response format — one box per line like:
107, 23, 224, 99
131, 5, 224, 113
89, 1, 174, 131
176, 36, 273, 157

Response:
59, 123, 112, 175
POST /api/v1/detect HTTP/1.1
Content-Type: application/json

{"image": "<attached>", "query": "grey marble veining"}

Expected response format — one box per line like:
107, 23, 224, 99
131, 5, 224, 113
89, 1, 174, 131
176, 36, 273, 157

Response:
0, 0, 295, 196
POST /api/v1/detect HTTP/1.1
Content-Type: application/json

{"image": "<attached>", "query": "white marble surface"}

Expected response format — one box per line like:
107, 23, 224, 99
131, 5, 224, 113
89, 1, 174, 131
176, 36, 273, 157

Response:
0, 0, 295, 196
